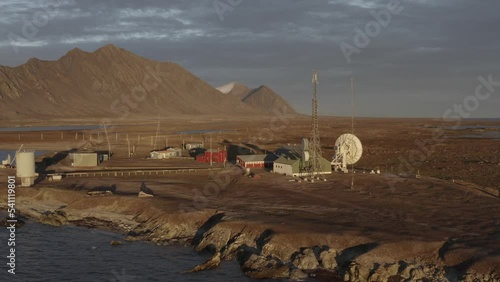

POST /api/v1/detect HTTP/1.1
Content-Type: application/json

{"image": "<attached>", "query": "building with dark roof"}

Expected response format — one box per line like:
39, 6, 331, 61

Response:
273, 145, 331, 176
236, 153, 278, 168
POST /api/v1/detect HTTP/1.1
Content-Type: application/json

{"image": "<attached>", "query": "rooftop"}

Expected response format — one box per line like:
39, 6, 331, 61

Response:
237, 154, 278, 162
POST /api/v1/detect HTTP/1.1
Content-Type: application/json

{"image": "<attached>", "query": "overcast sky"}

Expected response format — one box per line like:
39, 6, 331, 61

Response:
0, 0, 499, 118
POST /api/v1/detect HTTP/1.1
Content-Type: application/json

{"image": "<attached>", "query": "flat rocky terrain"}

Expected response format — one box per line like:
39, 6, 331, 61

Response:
0, 116, 498, 281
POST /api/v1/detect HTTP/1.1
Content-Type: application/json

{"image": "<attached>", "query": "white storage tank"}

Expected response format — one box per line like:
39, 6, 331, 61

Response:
16, 150, 36, 187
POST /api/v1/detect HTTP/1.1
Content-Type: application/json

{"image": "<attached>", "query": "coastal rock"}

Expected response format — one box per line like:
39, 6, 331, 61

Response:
478, 272, 500, 282
186, 251, 221, 272
241, 254, 290, 279
0, 217, 25, 228
292, 248, 319, 270
397, 263, 427, 281
127, 211, 209, 245
366, 261, 444, 282
344, 261, 361, 282
319, 248, 338, 269
289, 268, 308, 280
368, 263, 403, 282
38, 210, 67, 226
70, 217, 119, 230
409, 267, 425, 280
221, 232, 253, 260
194, 228, 232, 253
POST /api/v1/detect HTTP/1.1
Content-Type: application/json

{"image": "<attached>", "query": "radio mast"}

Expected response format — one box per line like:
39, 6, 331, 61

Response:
309, 70, 323, 177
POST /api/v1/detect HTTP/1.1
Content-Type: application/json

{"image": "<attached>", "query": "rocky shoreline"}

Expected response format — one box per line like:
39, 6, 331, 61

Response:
2, 187, 498, 282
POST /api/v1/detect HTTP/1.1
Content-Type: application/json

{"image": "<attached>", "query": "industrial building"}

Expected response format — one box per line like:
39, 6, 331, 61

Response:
69, 151, 109, 167
1, 154, 12, 168
236, 154, 278, 168
273, 146, 331, 177
150, 148, 182, 159
196, 149, 227, 164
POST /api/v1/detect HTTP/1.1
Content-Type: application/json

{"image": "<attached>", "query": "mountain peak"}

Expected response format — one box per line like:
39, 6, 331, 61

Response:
216, 82, 251, 99
242, 85, 297, 115
94, 44, 129, 56
96, 44, 120, 52
26, 57, 41, 65
256, 85, 271, 91
66, 47, 86, 56
59, 47, 88, 62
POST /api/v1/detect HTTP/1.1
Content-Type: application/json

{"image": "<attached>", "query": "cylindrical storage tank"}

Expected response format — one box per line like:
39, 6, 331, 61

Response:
16, 151, 35, 178
16, 150, 36, 187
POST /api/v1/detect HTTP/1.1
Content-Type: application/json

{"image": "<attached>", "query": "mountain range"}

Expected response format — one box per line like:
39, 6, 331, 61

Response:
0, 44, 297, 120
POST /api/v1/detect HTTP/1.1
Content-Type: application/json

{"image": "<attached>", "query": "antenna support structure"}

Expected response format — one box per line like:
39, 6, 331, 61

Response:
307, 69, 324, 178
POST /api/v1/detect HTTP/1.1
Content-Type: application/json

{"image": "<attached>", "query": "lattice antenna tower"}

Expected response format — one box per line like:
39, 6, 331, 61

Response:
310, 70, 323, 176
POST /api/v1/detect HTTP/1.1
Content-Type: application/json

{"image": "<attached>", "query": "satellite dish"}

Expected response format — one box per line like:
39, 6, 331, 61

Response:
302, 138, 309, 151
302, 151, 310, 162
332, 133, 362, 172
335, 133, 362, 164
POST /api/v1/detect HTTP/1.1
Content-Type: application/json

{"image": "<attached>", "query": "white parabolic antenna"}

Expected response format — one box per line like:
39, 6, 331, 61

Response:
332, 133, 362, 172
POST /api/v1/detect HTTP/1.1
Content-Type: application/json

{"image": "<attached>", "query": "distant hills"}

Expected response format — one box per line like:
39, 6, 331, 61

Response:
216, 82, 297, 115
0, 44, 296, 120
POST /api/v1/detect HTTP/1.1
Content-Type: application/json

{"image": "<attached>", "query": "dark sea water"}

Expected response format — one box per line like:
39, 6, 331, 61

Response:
0, 125, 102, 132
174, 130, 233, 135
444, 124, 500, 140
0, 219, 253, 282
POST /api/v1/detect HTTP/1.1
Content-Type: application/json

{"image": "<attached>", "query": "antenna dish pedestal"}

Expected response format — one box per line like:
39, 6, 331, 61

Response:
332, 133, 363, 173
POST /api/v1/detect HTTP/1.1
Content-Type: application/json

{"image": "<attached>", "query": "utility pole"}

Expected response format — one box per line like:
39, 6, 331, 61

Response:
127, 139, 131, 158
154, 119, 160, 150
103, 121, 112, 160
351, 76, 355, 135
351, 76, 355, 189
210, 133, 213, 166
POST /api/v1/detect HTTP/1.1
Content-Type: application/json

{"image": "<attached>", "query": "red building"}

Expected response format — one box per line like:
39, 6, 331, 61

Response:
196, 149, 227, 163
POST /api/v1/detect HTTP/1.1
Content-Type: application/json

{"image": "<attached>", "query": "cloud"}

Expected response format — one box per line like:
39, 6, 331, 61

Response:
0, 0, 498, 117
0, 39, 48, 48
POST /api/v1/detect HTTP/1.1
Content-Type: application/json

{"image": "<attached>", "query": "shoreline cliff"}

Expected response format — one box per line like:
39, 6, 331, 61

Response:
1, 187, 498, 281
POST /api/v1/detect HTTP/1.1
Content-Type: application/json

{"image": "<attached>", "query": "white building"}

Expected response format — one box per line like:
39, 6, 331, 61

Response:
150, 148, 182, 159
